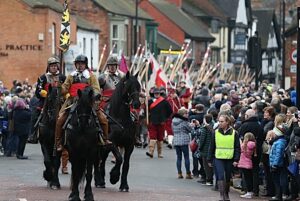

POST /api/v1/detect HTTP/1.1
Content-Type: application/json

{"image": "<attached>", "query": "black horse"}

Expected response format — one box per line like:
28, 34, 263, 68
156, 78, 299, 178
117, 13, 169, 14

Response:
38, 85, 62, 189
66, 86, 100, 201
97, 72, 141, 192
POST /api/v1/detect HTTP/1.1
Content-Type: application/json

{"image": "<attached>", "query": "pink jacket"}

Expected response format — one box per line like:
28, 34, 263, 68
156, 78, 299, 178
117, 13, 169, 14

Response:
238, 141, 256, 169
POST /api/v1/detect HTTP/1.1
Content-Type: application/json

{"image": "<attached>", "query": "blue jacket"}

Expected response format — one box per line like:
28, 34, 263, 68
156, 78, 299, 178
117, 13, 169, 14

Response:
269, 136, 287, 167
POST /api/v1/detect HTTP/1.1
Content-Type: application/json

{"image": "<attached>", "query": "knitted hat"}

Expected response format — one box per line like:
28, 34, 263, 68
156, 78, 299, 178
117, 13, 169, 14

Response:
273, 126, 285, 136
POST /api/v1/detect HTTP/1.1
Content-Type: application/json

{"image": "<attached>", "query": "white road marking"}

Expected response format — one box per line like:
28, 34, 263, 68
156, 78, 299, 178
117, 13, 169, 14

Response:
19, 199, 27, 201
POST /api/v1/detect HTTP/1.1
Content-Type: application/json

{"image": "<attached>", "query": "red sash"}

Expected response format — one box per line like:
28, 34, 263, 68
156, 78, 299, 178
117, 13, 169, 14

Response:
44, 83, 50, 92
149, 97, 164, 110
69, 83, 89, 97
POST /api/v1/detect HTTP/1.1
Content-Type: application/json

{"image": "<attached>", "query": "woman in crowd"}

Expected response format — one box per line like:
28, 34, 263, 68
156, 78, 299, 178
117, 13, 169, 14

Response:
13, 98, 31, 159
172, 107, 193, 179
208, 114, 241, 201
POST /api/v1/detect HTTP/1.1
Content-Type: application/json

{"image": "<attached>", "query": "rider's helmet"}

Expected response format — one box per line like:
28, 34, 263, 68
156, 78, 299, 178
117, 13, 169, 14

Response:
74, 54, 88, 67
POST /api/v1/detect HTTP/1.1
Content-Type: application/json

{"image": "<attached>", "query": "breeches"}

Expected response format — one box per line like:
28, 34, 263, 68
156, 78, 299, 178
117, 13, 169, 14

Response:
148, 123, 165, 141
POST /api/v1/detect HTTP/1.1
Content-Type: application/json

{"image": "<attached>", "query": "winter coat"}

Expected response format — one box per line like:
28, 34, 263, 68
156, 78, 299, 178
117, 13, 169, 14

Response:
269, 136, 287, 168
197, 123, 213, 157
13, 108, 32, 136
172, 114, 193, 146
238, 141, 256, 169
239, 117, 264, 150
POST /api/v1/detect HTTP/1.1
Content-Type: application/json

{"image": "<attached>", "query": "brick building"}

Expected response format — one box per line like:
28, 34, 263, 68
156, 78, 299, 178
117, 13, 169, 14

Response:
139, 0, 214, 65
0, 0, 77, 87
63, 0, 153, 71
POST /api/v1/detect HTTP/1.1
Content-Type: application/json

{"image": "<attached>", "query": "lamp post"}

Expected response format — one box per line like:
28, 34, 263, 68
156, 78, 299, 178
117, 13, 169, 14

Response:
282, 0, 286, 89
296, 7, 300, 108
134, 0, 138, 54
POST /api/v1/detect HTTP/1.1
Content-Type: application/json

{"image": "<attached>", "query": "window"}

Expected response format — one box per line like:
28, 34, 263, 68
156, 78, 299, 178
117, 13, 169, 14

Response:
83, 38, 86, 55
110, 23, 127, 55
90, 38, 93, 70
211, 19, 219, 34
52, 23, 56, 55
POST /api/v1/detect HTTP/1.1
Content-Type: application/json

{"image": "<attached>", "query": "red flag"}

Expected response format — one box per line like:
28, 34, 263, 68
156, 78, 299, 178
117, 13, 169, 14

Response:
119, 54, 128, 73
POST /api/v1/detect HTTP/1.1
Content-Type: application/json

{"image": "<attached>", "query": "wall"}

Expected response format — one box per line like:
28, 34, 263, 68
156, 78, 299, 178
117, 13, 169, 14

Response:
0, 1, 74, 87
139, 0, 185, 45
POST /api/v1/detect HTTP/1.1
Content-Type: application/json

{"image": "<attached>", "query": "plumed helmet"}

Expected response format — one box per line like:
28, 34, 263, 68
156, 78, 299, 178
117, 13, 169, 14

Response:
47, 57, 59, 65
75, 54, 88, 65
107, 57, 118, 66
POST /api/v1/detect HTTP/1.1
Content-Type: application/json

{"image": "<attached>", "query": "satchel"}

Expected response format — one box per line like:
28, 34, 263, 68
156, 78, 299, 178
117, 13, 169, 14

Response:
262, 141, 270, 154
189, 138, 198, 152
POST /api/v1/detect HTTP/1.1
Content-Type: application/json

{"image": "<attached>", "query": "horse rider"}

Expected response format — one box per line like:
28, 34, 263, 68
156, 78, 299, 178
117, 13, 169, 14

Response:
98, 57, 123, 111
29, 57, 66, 142
54, 54, 110, 152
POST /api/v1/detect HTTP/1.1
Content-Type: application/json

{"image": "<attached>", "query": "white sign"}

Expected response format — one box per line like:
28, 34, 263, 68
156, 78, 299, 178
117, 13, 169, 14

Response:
291, 49, 297, 64
290, 64, 297, 73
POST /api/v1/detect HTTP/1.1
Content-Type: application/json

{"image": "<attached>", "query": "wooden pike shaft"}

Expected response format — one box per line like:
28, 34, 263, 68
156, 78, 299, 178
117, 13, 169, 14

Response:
101, 43, 116, 73
130, 44, 141, 72
97, 44, 106, 73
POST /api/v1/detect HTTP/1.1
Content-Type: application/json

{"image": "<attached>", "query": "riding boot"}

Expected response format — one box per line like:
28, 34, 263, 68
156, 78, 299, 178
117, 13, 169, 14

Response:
96, 109, 109, 141
224, 182, 231, 201
146, 140, 156, 158
61, 148, 69, 174
55, 112, 67, 152
157, 141, 163, 158
217, 180, 226, 201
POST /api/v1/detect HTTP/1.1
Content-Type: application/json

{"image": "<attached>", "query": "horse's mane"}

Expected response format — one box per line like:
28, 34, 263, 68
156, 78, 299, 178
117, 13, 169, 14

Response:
109, 77, 126, 118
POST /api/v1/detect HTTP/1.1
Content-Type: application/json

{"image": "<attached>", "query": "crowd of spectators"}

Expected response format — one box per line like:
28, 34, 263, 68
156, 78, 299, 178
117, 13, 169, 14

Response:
167, 80, 300, 201
0, 79, 35, 159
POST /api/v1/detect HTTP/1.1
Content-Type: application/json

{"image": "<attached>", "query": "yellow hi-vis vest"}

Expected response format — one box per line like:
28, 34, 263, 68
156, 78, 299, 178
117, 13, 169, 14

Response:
215, 129, 235, 159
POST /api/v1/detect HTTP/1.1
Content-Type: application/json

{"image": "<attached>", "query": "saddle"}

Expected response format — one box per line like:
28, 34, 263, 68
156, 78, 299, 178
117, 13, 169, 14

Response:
63, 102, 105, 145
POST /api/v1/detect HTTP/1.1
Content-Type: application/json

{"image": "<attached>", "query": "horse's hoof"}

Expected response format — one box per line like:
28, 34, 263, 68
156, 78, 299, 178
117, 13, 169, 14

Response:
95, 184, 105, 188
119, 183, 129, 192
119, 188, 129, 192
69, 192, 81, 201
84, 193, 94, 201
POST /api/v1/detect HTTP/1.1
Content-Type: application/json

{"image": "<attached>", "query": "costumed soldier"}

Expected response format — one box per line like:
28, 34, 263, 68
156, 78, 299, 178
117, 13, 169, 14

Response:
165, 83, 181, 149
54, 54, 109, 151
146, 87, 172, 158
177, 80, 192, 109
98, 57, 122, 112
29, 57, 66, 143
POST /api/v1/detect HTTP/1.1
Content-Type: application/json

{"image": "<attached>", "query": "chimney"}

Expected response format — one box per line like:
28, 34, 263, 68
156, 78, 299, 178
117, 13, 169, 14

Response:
165, 0, 182, 7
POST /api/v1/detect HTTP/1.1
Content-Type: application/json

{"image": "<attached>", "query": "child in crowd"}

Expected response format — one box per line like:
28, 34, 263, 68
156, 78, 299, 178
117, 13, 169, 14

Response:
238, 132, 256, 199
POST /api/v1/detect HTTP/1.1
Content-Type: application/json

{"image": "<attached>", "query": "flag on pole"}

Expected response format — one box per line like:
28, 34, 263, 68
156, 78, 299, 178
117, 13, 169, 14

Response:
148, 52, 168, 89
119, 54, 128, 73
59, 0, 70, 52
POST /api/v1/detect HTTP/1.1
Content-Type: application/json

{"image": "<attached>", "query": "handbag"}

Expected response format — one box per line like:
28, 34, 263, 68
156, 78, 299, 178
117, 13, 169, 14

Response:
288, 161, 299, 176
189, 138, 198, 152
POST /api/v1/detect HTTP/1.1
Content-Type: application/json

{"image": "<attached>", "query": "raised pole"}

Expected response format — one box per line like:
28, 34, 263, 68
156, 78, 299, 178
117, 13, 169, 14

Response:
296, 7, 300, 108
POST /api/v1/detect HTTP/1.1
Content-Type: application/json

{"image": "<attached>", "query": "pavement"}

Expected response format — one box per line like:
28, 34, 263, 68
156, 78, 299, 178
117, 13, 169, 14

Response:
0, 143, 270, 201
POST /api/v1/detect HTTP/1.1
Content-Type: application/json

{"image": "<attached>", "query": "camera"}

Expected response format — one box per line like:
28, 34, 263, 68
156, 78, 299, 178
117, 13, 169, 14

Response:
295, 113, 298, 119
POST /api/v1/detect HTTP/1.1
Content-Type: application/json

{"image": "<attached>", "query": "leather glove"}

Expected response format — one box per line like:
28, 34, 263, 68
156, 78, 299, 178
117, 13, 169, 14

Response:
65, 93, 70, 99
39, 90, 47, 98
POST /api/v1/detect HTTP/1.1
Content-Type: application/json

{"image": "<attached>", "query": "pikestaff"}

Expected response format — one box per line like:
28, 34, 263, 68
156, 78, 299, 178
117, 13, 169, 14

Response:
97, 44, 106, 74
169, 43, 186, 80
133, 45, 145, 74
163, 46, 172, 71
101, 43, 116, 73
145, 60, 150, 125
130, 44, 141, 73
237, 60, 245, 81
170, 43, 191, 81
196, 46, 211, 83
